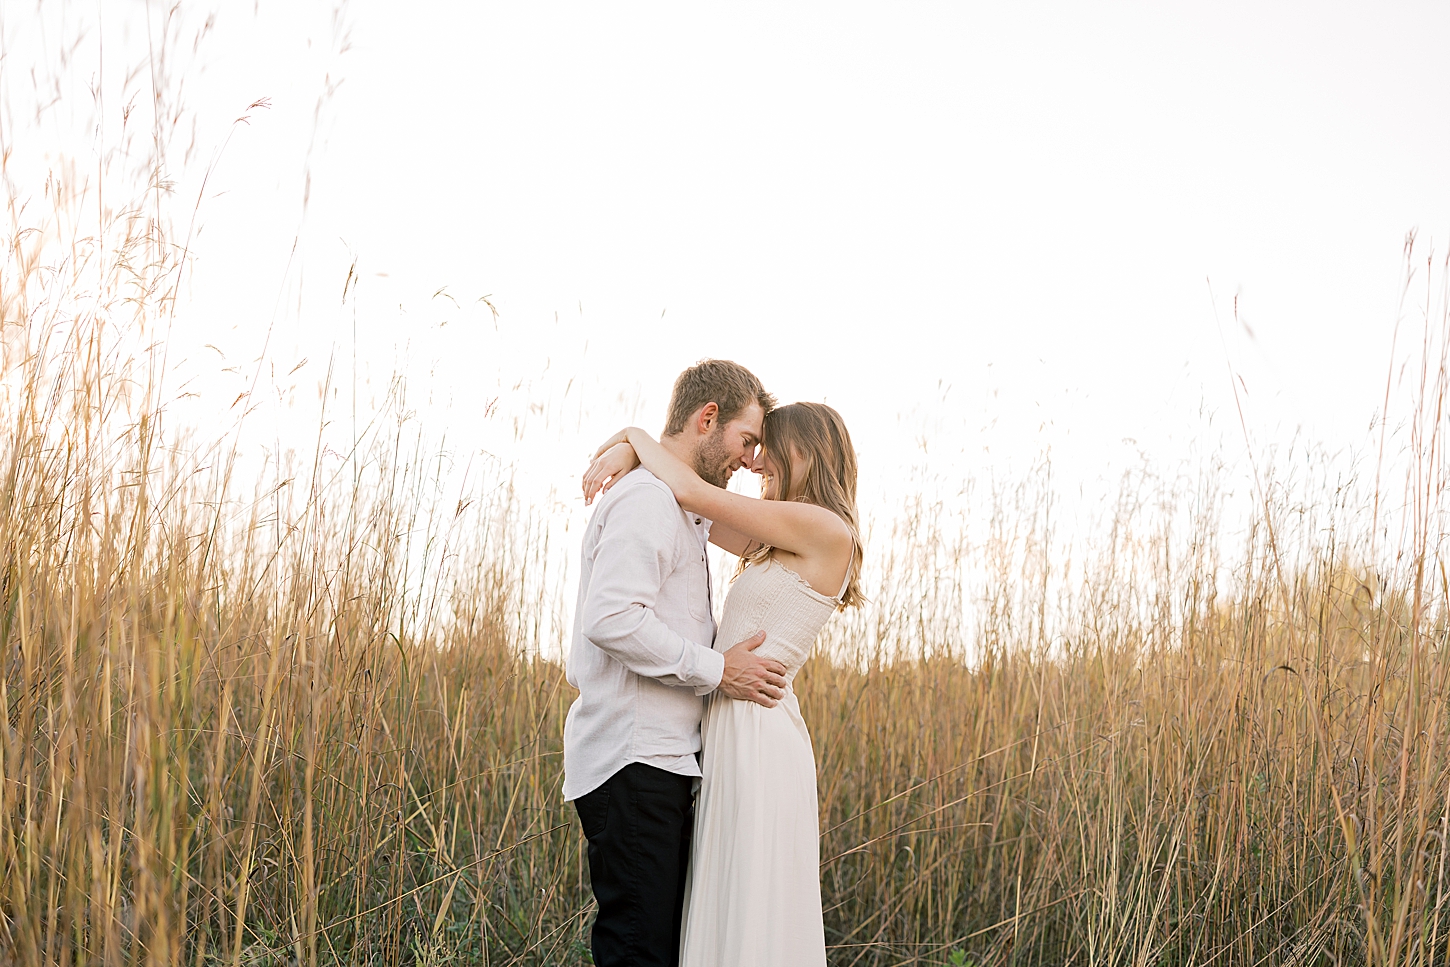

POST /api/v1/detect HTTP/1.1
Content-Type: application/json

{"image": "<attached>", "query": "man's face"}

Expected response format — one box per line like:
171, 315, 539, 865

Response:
693, 402, 765, 489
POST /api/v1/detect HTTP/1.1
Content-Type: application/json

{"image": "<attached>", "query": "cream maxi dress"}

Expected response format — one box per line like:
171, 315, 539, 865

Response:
680, 556, 847, 966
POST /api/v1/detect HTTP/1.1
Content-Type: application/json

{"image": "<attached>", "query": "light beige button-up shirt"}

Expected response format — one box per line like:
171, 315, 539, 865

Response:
562, 468, 724, 801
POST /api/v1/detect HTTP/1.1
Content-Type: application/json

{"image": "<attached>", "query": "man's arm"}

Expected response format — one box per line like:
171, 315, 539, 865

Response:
580, 483, 726, 691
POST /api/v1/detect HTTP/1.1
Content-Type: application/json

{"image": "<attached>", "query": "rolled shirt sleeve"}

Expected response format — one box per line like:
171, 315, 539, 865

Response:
580, 483, 725, 692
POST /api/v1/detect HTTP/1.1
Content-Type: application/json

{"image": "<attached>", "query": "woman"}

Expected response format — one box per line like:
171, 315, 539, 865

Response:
582, 401, 863, 966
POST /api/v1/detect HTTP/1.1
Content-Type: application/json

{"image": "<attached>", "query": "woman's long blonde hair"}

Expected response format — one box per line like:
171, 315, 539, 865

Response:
741, 402, 864, 610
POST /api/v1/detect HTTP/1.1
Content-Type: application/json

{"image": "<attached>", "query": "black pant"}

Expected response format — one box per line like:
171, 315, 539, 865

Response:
573, 763, 696, 967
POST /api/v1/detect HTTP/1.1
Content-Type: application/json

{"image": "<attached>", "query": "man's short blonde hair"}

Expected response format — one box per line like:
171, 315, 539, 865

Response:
664, 359, 775, 436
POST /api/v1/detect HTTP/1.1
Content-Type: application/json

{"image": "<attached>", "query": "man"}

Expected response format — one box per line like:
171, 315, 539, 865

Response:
563, 359, 789, 967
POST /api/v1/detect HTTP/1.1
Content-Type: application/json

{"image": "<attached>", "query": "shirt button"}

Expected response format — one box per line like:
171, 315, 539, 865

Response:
694, 518, 701, 524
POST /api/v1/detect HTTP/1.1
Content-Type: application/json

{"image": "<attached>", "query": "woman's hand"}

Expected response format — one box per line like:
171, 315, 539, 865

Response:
592, 428, 631, 460
583, 442, 640, 505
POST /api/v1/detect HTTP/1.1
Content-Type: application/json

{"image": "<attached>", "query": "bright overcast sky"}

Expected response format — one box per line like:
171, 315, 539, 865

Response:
8, 2, 1450, 523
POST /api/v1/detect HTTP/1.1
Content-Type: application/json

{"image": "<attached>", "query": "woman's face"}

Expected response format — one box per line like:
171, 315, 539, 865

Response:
747, 444, 789, 500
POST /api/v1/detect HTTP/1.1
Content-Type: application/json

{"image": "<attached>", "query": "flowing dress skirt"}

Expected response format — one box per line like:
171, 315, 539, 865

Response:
679, 687, 827, 966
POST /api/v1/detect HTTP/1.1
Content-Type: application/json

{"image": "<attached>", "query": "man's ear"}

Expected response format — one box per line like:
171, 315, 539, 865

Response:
697, 402, 719, 434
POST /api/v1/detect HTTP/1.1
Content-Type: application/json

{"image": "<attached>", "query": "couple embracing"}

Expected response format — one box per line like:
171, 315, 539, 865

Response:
563, 359, 863, 966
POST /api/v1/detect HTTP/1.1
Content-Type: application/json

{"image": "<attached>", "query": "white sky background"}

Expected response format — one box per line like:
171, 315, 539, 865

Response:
5, 2, 1450, 611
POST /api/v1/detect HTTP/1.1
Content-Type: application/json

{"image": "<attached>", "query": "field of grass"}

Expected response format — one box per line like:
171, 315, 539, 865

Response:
6, 254, 1450, 966
5, 9, 1450, 966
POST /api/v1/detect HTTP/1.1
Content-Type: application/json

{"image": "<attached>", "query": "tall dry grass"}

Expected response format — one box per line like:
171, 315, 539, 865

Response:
6, 7, 1450, 966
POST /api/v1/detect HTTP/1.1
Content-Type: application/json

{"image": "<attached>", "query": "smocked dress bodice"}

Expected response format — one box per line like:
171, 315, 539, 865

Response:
711, 558, 841, 684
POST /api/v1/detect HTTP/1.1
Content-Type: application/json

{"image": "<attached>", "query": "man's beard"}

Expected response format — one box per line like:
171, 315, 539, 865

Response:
693, 430, 735, 489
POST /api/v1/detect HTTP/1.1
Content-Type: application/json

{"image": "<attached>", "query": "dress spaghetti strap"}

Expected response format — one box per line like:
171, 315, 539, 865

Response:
835, 539, 854, 600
